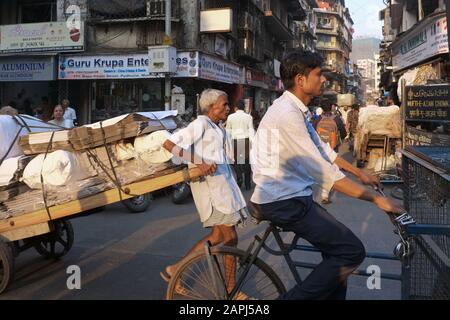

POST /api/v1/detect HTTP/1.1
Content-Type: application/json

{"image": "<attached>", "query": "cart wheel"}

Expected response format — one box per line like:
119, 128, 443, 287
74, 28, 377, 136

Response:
172, 183, 191, 204
34, 220, 74, 259
0, 241, 14, 294
122, 193, 153, 213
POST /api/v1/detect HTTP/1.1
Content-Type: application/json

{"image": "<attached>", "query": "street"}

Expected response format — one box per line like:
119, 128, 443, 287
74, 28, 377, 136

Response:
0, 146, 402, 300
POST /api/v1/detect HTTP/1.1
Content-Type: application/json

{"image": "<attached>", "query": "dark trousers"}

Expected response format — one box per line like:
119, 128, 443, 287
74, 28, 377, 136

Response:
233, 138, 251, 190
255, 196, 366, 300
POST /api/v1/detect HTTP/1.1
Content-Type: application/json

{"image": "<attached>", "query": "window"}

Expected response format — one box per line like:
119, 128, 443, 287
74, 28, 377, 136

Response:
90, 0, 146, 19
19, 0, 56, 23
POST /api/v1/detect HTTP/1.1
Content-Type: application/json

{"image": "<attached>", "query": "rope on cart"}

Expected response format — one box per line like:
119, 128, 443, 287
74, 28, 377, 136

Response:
40, 131, 56, 221
85, 148, 139, 198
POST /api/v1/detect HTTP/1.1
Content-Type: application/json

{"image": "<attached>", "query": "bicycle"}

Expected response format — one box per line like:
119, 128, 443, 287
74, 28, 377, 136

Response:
166, 192, 416, 300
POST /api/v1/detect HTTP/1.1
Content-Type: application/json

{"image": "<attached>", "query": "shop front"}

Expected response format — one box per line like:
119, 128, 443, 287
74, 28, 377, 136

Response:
0, 55, 58, 116
59, 50, 243, 123
392, 12, 449, 101
172, 51, 242, 116
59, 53, 163, 124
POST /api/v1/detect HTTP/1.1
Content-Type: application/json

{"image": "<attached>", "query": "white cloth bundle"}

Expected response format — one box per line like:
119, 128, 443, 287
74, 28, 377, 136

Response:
358, 105, 401, 137
134, 130, 173, 164
0, 156, 22, 187
22, 150, 91, 189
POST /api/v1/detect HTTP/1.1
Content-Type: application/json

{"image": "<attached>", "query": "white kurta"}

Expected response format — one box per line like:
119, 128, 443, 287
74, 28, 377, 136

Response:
169, 116, 247, 222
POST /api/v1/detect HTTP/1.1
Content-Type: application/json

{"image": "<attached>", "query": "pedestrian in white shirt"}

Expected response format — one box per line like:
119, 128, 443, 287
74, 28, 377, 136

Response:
226, 100, 255, 190
250, 49, 404, 300
161, 89, 249, 299
62, 99, 77, 126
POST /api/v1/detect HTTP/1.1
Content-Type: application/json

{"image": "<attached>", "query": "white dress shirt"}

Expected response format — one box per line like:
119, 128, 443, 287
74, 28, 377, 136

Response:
63, 107, 77, 121
169, 116, 247, 222
226, 110, 255, 140
250, 91, 346, 204
48, 119, 74, 129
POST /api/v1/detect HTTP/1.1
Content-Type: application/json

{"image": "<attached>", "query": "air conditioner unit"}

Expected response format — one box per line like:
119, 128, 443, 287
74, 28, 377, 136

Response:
147, 0, 165, 16
148, 45, 177, 73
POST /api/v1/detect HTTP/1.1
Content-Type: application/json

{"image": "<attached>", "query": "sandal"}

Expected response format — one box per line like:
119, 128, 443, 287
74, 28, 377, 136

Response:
159, 269, 171, 283
160, 268, 189, 297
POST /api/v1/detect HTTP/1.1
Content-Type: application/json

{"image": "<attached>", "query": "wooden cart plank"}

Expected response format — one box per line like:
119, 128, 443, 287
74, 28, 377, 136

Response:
0, 167, 203, 234
0, 222, 50, 242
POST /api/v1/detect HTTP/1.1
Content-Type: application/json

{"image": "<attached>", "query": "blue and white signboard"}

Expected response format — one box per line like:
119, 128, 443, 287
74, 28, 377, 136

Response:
0, 56, 56, 81
59, 54, 150, 79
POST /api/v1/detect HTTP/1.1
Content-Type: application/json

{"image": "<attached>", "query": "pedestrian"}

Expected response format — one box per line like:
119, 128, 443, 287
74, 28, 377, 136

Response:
314, 103, 347, 153
250, 49, 404, 300
226, 100, 255, 190
346, 104, 360, 153
161, 89, 250, 299
39, 96, 51, 121
250, 108, 261, 130
48, 105, 74, 128
0, 106, 18, 116
62, 99, 77, 126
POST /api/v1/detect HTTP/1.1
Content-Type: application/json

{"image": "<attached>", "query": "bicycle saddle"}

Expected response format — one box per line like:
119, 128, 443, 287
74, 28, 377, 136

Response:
249, 202, 268, 224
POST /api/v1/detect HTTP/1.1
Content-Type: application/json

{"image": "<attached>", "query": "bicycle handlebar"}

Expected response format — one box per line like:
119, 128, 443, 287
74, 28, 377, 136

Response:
374, 187, 415, 228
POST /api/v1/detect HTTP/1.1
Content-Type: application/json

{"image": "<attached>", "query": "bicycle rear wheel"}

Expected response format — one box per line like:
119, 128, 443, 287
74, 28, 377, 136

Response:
166, 246, 286, 300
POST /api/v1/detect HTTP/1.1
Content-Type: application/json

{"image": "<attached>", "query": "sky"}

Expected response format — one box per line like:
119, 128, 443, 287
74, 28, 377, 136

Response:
346, 0, 386, 39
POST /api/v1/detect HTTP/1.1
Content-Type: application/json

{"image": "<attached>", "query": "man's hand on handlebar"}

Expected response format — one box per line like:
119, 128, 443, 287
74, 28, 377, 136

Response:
359, 171, 381, 189
373, 196, 405, 215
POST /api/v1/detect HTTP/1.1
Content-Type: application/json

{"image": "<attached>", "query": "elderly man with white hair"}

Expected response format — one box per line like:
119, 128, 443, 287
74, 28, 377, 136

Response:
161, 88, 249, 298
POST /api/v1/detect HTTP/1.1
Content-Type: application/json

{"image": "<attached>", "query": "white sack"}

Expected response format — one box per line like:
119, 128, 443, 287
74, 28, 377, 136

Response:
134, 130, 173, 164
0, 156, 22, 186
22, 150, 91, 189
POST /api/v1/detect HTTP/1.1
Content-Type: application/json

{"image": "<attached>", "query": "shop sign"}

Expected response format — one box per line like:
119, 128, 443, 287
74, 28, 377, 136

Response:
392, 14, 448, 71
0, 56, 56, 81
58, 54, 149, 79
198, 53, 240, 84
174, 51, 199, 78
405, 85, 450, 122
246, 68, 267, 89
406, 126, 450, 146
0, 21, 84, 54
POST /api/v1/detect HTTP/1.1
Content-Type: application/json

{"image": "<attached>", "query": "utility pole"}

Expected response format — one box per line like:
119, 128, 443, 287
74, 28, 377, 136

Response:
418, 0, 424, 21
164, 0, 172, 111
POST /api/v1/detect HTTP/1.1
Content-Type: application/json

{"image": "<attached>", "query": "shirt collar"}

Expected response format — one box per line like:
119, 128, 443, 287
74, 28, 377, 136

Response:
285, 91, 310, 115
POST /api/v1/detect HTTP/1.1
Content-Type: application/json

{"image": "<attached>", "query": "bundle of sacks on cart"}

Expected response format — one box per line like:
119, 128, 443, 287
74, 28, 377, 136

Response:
0, 112, 178, 219
354, 105, 401, 171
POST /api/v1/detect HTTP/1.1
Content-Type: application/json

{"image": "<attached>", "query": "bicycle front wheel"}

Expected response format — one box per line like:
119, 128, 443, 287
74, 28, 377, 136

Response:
166, 246, 286, 300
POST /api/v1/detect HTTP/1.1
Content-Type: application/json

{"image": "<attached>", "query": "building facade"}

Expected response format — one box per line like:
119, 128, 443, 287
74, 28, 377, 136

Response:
379, 0, 449, 104
313, 0, 354, 103
0, 0, 315, 124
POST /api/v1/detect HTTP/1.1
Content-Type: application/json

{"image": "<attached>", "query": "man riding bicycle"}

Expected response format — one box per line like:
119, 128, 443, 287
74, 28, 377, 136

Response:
250, 50, 405, 300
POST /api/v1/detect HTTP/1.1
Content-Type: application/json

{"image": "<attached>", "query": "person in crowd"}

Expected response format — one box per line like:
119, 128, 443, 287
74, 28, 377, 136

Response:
226, 100, 255, 190
250, 49, 404, 300
0, 106, 18, 116
48, 105, 74, 128
161, 89, 249, 299
62, 99, 77, 126
346, 104, 360, 153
